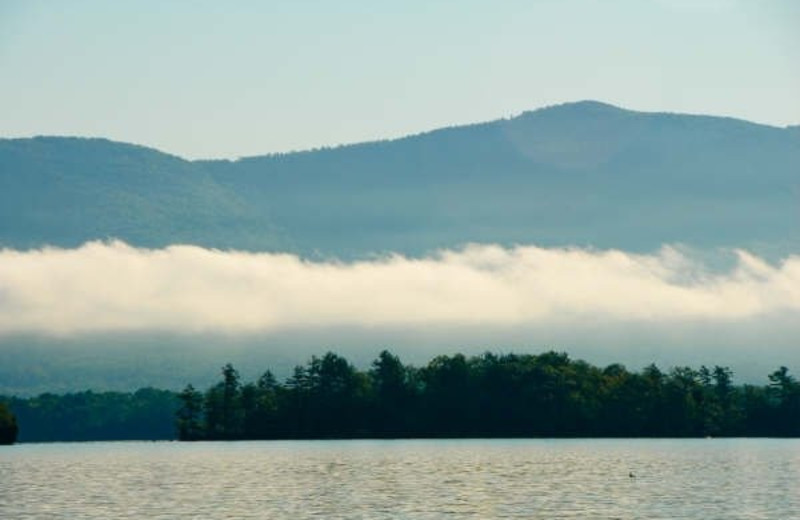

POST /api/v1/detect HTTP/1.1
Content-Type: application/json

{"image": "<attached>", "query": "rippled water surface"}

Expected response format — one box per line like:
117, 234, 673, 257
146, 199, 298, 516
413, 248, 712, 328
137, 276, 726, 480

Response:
2, 439, 799, 519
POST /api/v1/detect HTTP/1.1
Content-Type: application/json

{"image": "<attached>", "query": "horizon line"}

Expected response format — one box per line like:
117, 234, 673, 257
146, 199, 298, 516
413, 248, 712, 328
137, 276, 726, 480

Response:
0, 99, 795, 162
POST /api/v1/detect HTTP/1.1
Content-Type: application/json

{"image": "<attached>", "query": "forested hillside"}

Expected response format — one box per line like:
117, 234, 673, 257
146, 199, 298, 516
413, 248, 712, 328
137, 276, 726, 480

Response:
0, 137, 284, 250
2, 101, 798, 257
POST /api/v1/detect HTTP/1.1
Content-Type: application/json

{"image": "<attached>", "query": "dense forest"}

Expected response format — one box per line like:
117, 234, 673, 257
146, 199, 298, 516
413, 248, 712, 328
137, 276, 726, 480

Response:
2, 388, 178, 443
3, 350, 799, 443
175, 350, 800, 440
0, 402, 19, 444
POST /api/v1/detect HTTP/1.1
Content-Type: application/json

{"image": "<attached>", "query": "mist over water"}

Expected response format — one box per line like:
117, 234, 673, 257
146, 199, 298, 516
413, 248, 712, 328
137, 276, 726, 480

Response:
0, 241, 797, 391
1, 241, 797, 334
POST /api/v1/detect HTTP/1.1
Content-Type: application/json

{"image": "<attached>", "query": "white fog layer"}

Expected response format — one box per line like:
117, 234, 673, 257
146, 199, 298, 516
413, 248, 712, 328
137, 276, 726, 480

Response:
0, 241, 797, 336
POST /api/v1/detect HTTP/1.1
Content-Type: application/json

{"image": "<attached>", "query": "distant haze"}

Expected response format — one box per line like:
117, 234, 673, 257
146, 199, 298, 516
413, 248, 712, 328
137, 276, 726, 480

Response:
0, 241, 797, 393
2, 2, 798, 395
0, 101, 797, 393
0, 241, 797, 336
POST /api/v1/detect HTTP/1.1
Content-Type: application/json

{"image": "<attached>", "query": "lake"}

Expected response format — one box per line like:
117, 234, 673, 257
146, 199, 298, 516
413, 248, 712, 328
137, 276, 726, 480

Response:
1, 439, 798, 519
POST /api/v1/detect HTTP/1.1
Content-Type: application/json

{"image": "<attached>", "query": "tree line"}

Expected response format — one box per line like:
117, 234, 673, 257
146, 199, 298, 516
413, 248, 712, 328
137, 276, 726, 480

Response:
176, 350, 800, 440
2, 388, 178, 443
3, 350, 798, 443
0, 402, 19, 444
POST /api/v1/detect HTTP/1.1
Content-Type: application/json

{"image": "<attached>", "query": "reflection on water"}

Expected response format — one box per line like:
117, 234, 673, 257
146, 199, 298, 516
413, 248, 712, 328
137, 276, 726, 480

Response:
1, 439, 799, 519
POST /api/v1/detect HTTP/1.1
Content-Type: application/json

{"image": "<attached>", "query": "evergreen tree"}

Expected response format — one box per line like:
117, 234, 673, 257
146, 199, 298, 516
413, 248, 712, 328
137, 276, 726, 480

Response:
176, 385, 204, 440
0, 401, 19, 445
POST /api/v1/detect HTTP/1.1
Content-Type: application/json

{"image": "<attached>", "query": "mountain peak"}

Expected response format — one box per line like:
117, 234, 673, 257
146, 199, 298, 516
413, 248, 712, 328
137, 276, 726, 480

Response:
551, 100, 625, 111
521, 100, 627, 118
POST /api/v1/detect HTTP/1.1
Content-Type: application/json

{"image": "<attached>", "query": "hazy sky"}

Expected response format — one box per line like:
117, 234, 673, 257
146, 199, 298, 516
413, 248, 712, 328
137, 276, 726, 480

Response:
1, 1, 798, 159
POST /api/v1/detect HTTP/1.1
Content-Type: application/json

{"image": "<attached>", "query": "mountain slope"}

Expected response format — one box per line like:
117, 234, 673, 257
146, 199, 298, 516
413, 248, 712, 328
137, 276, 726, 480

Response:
0, 137, 285, 250
2, 101, 798, 256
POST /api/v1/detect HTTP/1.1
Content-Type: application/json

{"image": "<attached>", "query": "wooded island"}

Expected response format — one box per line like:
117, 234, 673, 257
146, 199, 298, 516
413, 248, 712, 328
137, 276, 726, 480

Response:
175, 350, 800, 440
3, 350, 799, 443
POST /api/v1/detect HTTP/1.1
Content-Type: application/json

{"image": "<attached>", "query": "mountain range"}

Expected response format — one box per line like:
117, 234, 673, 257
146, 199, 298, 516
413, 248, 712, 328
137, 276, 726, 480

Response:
1, 101, 799, 394
2, 100, 798, 258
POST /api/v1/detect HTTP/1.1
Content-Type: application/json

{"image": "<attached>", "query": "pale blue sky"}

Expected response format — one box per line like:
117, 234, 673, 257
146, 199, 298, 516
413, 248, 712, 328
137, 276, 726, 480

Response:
1, 0, 798, 159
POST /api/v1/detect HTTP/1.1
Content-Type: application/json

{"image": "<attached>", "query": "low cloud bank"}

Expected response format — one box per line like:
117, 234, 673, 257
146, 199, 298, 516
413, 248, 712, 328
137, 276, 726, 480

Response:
0, 241, 797, 336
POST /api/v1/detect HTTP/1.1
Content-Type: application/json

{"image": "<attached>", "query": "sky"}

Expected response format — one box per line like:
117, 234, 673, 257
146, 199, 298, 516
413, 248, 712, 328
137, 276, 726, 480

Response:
1, 0, 798, 159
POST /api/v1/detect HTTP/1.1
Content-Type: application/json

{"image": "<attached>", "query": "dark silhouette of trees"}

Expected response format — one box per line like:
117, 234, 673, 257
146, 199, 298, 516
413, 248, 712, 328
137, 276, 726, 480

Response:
2, 351, 798, 443
280, 353, 370, 438
768, 366, 800, 435
0, 401, 19, 445
202, 363, 244, 440
175, 351, 800, 441
176, 385, 204, 441
3, 389, 178, 442
369, 350, 417, 437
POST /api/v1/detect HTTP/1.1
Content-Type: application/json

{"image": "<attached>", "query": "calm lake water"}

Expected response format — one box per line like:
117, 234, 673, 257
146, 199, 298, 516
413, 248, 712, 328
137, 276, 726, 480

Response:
1, 439, 799, 519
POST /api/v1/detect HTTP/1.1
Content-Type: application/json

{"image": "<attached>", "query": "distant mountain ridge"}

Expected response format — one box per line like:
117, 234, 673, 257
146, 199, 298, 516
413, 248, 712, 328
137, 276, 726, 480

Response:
1, 101, 798, 257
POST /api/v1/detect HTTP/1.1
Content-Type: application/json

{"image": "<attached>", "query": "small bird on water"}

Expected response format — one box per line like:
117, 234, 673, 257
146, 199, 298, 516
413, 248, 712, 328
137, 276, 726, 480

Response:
629, 472, 635, 478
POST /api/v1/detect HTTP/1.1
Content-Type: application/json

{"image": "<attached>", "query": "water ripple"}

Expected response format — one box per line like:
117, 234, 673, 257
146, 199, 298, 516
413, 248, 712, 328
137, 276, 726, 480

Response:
1, 439, 799, 519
